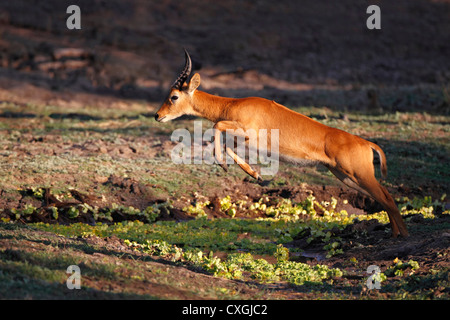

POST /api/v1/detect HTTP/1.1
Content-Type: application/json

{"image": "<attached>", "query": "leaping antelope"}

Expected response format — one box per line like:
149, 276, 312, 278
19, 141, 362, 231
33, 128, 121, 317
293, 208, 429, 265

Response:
155, 50, 409, 238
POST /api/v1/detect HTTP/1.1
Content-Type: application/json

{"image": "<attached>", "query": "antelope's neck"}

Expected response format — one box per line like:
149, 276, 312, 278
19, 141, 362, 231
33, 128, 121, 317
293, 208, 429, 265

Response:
192, 91, 235, 123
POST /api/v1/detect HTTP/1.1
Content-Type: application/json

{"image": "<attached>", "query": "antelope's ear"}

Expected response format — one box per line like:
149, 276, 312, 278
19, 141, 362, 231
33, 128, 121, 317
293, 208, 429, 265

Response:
187, 73, 201, 94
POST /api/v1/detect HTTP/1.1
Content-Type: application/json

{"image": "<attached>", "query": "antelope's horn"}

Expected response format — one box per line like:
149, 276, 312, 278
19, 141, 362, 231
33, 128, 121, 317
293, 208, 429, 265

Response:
172, 49, 192, 90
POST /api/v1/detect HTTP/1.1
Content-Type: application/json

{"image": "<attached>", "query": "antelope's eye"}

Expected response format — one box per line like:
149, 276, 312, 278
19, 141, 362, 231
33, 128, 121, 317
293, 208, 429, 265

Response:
171, 96, 179, 101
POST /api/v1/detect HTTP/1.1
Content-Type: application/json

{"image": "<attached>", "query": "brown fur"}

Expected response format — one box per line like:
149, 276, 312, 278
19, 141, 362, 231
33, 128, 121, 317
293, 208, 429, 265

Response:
155, 73, 408, 237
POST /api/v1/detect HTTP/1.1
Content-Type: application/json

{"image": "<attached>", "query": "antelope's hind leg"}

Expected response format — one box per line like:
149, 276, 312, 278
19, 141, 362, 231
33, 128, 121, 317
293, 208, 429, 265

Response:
356, 175, 409, 238
326, 166, 408, 238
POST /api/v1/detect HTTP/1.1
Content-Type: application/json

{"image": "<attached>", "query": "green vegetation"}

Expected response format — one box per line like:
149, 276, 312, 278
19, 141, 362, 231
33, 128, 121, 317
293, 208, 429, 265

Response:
123, 239, 342, 285
30, 194, 448, 289
1, 197, 172, 224
385, 258, 420, 277
1, 101, 449, 299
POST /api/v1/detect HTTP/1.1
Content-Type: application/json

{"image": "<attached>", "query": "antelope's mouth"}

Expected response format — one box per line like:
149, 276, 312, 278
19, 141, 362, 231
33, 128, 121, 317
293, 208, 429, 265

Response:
156, 115, 166, 122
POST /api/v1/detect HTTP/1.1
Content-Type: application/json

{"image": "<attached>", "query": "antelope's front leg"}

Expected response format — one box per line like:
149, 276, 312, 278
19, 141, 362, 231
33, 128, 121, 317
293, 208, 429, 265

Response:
213, 124, 228, 172
225, 146, 262, 180
213, 121, 261, 180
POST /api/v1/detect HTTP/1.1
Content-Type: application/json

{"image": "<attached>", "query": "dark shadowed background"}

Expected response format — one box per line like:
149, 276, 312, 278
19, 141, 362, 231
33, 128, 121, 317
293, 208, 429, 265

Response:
0, 0, 449, 112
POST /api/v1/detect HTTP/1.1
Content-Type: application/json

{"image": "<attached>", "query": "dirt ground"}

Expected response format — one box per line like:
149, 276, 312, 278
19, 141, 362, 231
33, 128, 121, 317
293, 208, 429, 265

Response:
0, 0, 449, 300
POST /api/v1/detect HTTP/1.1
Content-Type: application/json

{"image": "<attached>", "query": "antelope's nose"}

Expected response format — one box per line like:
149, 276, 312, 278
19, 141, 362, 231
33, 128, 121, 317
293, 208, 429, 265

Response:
154, 113, 159, 121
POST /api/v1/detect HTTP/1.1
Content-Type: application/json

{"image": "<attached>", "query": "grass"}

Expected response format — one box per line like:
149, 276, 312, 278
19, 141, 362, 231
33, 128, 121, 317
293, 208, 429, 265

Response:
30, 195, 448, 289
0, 193, 447, 299
0, 223, 260, 299
0, 101, 449, 299
1, 102, 449, 196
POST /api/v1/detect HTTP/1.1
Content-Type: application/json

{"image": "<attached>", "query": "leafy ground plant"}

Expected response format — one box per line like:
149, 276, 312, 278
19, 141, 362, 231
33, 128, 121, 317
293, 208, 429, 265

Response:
124, 239, 342, 285
29, 194, 449, 298
0, 100, 449, 299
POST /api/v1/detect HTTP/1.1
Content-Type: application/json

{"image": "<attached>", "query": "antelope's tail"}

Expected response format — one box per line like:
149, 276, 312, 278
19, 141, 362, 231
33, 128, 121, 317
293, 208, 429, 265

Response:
370, 142, 387, 179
